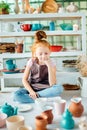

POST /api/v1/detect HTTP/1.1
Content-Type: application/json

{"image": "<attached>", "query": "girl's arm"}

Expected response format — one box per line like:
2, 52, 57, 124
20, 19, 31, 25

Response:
22, 62, 38, 99
44, 60, 56, 86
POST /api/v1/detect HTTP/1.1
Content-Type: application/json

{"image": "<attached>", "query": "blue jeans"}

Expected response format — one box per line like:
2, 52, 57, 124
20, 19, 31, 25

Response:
13, 84, 63, 103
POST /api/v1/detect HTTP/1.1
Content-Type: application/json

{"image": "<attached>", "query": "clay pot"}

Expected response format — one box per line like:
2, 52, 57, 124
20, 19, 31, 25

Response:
69, 97, 84, 117
15, 44, 23, 53
35, 115, 47, 130
41, 109, 53, 124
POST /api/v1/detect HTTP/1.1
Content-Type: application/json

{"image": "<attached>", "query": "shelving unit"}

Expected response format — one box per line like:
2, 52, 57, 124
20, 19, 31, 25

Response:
0, 12, 86, 91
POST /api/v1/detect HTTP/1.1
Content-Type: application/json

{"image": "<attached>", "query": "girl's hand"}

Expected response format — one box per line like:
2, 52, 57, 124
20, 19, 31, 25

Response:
29, 90, 38, 99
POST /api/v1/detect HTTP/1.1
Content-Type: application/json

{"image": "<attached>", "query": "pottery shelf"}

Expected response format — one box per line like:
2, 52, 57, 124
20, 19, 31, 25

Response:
0, 12, 86, 91
0, 31, 82, 38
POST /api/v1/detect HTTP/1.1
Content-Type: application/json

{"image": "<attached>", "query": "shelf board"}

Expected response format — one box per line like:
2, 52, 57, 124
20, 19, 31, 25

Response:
0, 12, 84, 22
0, 51, 85, 58
2, 73, 24, 78
0, 30, 82, 38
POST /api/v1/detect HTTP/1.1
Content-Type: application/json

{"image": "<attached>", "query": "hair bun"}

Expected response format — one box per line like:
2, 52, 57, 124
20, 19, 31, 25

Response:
35, 30, 47, 42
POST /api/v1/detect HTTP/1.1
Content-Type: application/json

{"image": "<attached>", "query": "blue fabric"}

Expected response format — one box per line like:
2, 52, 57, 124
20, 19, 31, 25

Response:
13, 84, 63, 103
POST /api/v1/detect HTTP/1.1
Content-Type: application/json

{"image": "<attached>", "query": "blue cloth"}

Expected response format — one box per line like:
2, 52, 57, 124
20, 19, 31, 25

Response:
13, 84, 63, 103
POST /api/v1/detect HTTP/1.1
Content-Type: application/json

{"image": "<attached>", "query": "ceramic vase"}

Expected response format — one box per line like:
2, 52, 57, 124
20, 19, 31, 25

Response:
41, 109, 53, 124
69, 97, 84, 117
61, 109, 75, 129
35, 115, 47, 130
66, 2, 78, 12
14, 0, 20, 14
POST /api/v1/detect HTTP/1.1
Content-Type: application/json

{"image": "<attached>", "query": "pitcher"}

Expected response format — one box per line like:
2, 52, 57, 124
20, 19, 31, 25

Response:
78, 77, 87, 97
69, 97, 84, 117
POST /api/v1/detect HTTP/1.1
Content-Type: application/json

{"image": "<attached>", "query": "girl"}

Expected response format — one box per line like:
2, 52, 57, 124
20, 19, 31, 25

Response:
13, 30, 63, 103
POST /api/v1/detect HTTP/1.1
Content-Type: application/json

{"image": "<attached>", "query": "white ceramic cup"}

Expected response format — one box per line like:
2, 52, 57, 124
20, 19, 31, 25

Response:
73, 24, 79, 31
54, 99, 66, 115
17, 125, 32, 130
6, 115, 25, 130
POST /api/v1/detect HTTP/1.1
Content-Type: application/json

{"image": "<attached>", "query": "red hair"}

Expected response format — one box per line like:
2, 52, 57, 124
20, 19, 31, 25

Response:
31, 30, 50, 57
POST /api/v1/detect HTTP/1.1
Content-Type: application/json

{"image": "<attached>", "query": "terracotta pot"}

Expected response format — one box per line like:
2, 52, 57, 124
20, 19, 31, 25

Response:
35, 115, 47, 130
41, 109, 53, 124
69, 97, 84, 117
15, 44, 23, 53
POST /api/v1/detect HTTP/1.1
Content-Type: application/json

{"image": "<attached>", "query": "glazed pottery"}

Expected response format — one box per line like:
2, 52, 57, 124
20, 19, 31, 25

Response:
49, 21, 55, 31
69, 97, 84, 117
61, 109, 75, 129
35, 115, 47, 130
20, 24, 32, 31
0, 102, 18, 117
54, 99, 66, 115
66, 2, 78, 12
31, 23, 43, 31
15, 44, 23, 53
78, 77, 87, 97
0, 113, 7, 128
5, 59, 17, 71
14, 0, 20, 14
6, 115, 24, 130
41, 107, 53, 124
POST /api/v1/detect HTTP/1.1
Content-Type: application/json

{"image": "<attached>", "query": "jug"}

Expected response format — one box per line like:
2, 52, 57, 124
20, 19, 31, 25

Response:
78, 77, 87, 97
69, 97, 84, 117
0, 102, 18, 117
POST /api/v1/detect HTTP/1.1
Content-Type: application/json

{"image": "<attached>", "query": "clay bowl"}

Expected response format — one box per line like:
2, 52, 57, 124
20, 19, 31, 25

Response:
0, 113, 7, 128
50, 45, 63, 52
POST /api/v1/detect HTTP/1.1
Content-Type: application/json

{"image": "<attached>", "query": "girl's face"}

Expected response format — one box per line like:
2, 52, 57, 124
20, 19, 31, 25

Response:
35, 46, 51, 63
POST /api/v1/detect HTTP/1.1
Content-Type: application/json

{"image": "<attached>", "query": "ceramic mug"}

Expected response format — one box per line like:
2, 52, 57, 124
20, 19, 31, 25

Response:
6, 115, 25, 130
54, 99, 66, 115
20, 24, 32, 31
0, 113, 7, 128
17, 125, 32, 130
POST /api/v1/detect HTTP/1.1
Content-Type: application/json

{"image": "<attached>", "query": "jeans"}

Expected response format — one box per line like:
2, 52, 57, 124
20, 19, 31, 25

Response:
13, 84, 63, 103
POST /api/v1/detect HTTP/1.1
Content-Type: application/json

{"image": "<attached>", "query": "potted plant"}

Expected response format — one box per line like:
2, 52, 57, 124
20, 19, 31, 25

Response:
0, 1, 10, 14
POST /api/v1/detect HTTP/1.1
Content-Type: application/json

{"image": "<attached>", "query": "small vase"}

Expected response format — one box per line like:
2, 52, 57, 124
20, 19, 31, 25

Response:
14, 0, 20, 14
35, 115, 47, 130
66, 2, 78, 12
69, 97, 84, 117
41, 109, 53, 124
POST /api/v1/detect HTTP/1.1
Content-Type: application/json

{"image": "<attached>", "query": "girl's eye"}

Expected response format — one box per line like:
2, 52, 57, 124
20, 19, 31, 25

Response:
45, 52, 48, 55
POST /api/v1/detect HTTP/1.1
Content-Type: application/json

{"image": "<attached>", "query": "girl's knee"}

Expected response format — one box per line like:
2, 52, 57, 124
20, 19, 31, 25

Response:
52, 84, 64, 94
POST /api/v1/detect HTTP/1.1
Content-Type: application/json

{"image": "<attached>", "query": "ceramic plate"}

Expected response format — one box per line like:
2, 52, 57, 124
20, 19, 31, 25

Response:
17, 104, 32, 112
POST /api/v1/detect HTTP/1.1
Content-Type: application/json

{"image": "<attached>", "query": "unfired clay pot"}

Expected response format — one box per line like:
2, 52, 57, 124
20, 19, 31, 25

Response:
35, 115, 47, 130
69, 97, 84, 117
41, 109, 53, 124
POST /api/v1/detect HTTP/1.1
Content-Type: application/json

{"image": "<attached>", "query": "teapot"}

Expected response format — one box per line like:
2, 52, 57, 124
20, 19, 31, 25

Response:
0, 103, 18, 117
